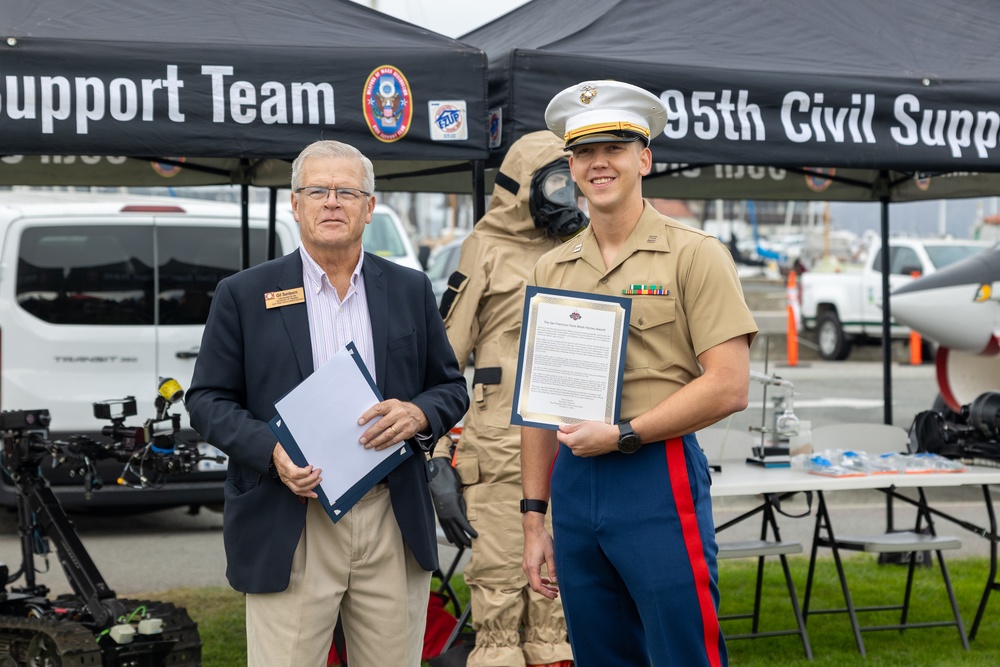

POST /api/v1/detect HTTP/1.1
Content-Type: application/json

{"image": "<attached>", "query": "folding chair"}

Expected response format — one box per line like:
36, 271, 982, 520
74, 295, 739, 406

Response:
433, 541, 468, 623
699, 429, 813, 659
801, 422, 968, 656
430, 426, 476, 662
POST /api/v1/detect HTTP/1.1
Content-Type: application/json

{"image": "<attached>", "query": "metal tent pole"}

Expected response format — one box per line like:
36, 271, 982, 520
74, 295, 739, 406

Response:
878, 172, 893, 426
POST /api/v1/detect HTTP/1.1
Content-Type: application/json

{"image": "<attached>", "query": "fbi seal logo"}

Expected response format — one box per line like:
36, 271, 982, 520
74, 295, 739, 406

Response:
364, 65, 412, 143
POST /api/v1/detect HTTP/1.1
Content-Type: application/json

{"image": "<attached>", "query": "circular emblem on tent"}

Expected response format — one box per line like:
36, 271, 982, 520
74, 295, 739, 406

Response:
364, 65, 412, 143
804, 167, 835, 192
579, 85, 597, 105
151, 158, 185, 178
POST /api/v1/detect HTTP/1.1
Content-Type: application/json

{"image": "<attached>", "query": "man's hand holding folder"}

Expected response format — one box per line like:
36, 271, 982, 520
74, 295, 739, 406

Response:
358, 398, 430, 450
270, 443, 322, 499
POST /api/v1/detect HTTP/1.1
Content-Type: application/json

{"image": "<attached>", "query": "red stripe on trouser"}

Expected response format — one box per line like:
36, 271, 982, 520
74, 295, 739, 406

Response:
665, 438, 722, 667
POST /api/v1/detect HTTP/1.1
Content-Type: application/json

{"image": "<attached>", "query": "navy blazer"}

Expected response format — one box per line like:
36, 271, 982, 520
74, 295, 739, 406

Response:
186, 250, 469, 594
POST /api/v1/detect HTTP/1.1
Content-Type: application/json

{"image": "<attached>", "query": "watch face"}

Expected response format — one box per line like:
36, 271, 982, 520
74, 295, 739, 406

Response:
618, 434, 642, 454
618, 422, 642, 454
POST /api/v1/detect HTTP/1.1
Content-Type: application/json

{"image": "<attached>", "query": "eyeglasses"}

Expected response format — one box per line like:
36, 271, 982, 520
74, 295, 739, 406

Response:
295, 186, 370, 203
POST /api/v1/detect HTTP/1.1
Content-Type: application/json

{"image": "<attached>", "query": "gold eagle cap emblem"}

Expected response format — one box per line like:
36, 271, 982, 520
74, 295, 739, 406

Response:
579, 85, 598, 104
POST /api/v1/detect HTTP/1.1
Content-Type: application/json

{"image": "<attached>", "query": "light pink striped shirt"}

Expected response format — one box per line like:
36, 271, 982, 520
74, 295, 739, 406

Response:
300, 246, 376, 381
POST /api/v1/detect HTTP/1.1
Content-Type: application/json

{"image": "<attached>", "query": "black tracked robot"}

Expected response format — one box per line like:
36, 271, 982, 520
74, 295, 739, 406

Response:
0, 379, 224, 666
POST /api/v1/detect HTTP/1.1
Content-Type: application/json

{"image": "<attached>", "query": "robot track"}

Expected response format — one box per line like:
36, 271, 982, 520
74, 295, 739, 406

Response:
0, 598, 201, 667
0, 616, 101, 666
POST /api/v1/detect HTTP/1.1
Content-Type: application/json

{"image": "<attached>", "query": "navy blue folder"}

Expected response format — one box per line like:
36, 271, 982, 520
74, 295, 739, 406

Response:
268, 341, 412, 522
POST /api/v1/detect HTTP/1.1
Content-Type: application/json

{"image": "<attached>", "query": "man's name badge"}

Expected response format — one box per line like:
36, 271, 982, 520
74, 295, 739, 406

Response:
264, 288, 305, 309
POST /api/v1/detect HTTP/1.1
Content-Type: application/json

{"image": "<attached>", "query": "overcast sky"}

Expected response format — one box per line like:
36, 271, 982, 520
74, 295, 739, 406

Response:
831, 198, 998, 239
350, 0, 531, 37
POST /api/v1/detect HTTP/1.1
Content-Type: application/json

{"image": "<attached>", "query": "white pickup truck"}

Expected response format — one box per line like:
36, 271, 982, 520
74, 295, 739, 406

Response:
799, 237, 992, 360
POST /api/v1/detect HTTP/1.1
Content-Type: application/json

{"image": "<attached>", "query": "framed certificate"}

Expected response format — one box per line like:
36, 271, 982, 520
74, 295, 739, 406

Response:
511, 286, 630, 430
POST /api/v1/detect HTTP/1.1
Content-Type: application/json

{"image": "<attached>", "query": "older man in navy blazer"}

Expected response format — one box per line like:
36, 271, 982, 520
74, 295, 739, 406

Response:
187, 140, 469, 667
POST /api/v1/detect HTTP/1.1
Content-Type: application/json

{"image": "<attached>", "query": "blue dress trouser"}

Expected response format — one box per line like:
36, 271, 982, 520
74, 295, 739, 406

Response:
550, 434, 728, 667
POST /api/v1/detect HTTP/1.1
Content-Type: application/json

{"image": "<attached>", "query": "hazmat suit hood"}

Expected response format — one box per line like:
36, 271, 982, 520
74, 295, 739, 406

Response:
476, 130, 586, 240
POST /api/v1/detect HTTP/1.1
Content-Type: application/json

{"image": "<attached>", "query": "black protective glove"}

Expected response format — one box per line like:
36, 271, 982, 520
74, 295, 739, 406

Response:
427, 457, 478, 548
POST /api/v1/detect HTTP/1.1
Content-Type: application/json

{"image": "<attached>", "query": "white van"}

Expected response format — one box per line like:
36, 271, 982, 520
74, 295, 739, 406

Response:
280, 199, 422, 270
362, 204, 422, 271
0, 190, 299, 510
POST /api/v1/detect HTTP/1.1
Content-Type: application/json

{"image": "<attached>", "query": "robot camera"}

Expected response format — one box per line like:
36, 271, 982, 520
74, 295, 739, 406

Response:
93, 397, 138, 422
0, 409, 51, 432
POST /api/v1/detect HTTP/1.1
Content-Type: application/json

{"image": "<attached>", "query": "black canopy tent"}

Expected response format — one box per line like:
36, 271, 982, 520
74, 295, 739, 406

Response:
464, 0, 1000, 424
466, 0, 1000, 181
1, 0, 491, 261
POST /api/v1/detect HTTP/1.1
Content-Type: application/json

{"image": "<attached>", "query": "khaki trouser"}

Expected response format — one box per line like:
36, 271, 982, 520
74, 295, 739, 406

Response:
245, 485, 431, 667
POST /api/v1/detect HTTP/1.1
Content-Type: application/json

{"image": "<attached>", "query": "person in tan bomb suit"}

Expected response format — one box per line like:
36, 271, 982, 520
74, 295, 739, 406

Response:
428, 131, 587, 667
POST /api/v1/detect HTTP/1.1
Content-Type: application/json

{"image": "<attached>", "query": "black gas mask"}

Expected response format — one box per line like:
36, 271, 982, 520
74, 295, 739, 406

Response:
529, 159, 588, 239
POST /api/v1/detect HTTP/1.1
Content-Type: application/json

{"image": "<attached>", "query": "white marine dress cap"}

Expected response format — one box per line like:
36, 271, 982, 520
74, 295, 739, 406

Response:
545, 80, 668, 148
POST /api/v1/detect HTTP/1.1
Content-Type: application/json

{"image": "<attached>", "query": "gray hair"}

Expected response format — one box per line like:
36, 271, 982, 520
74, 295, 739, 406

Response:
290, 140, 376, 193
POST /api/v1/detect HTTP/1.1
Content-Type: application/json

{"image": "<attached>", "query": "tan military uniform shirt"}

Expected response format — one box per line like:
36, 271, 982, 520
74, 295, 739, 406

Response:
532, 200, 758, 421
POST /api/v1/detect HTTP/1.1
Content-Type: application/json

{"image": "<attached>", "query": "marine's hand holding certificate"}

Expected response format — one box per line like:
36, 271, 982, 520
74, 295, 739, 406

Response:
511, 287, 630, 429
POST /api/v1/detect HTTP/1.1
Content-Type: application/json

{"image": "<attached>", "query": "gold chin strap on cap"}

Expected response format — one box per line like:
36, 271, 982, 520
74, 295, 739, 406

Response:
564, 120, 650, 145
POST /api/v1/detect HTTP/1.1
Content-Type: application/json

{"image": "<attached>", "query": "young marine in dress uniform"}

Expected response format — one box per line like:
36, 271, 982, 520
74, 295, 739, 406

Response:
430, 131, 585, 667
520, 81, 759, 667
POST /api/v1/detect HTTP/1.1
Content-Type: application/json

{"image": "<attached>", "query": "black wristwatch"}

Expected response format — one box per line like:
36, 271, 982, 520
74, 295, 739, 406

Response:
617, 421, 642, 454
520, 499, 548, 514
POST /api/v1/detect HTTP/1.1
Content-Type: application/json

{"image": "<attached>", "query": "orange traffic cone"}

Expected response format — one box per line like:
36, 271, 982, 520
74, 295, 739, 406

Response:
909, 270, 922, 365
786, 271, 799, 366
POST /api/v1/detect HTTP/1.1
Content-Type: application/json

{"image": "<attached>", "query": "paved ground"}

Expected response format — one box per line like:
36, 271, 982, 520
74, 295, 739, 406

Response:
7, 484, 982, 600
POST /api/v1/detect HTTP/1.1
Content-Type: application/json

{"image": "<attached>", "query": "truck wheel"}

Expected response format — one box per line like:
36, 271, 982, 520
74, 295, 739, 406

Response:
817, 311, 852, 360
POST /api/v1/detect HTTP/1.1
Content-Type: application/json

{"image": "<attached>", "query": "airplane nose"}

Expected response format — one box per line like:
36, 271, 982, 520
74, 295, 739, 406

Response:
892, 283, 996, 354
891, 248, 1000, 355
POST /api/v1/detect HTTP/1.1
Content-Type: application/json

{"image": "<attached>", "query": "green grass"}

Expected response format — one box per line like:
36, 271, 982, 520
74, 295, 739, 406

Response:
720, 556, 999, 666
152, 586, 247, 667
154, 556, 1000, 666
